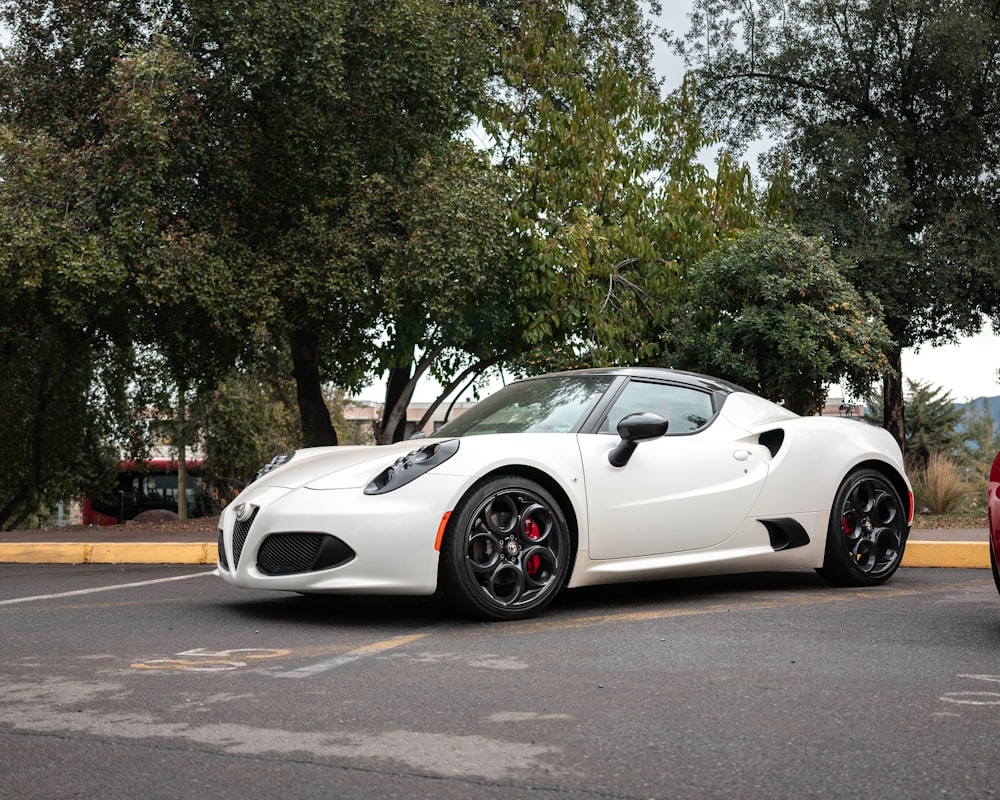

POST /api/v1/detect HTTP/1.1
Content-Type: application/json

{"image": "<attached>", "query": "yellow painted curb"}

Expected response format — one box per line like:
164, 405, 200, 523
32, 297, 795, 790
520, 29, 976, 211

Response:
0, 540, 989, 568
0, 542, 215, 565
901, 541, 990, 569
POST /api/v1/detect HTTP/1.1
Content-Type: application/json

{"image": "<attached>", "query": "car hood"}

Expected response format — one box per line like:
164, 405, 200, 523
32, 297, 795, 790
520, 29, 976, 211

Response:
249, 441, 433, 491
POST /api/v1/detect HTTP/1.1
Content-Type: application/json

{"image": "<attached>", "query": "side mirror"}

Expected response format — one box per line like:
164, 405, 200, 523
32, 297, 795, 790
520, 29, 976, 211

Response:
608, 412, 669, 467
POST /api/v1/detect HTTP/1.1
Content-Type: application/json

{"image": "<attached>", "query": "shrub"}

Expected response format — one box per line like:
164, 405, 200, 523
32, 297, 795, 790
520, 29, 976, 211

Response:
910, 452, 970, 514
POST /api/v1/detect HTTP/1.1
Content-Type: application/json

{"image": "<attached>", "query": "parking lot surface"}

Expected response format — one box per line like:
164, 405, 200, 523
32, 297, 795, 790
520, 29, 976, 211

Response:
1, 563, 998, 799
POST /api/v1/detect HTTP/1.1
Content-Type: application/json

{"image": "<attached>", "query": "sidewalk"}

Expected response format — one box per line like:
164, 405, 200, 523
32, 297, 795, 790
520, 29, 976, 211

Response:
0, 526, 991, 568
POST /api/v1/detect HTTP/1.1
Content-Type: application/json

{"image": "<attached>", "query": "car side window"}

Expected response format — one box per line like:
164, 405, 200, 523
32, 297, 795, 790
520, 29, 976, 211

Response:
602, 380, 715, 436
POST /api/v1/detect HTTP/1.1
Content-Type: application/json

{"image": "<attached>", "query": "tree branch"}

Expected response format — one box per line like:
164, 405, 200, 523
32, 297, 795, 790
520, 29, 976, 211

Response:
412, 353, 508, 434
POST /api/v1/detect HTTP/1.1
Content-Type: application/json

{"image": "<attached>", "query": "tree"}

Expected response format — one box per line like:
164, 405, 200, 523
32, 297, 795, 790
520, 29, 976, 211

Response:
1, 0, 508, 452
0, 72, 130, 527
483, 3, 759, 373
0, 0, 787, 511
867, 379, 964, 469
359, 148, 519, 444
97, 33, 270, 514
679, 0, 1000, 449
171, 0, 504, 446
193, 363, 301, 504
343, 0, 756, 442
0, 2, 271, 522
369, 0, 701, 442
667, 226, 893, 414
0, 313, 122, 529
959, 398, 1000, 499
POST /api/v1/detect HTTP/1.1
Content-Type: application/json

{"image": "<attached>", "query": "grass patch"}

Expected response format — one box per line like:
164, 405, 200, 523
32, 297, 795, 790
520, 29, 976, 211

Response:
911, 512, 988, 530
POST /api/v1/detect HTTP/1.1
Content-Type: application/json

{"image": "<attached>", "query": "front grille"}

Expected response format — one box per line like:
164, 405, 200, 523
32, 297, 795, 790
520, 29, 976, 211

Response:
256, 533, 356, 575
232, 506, 259, 568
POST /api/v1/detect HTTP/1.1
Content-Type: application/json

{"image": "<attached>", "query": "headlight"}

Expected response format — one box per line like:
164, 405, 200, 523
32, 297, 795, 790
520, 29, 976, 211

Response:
249, 451, 296, 485
364, 439, 460, 495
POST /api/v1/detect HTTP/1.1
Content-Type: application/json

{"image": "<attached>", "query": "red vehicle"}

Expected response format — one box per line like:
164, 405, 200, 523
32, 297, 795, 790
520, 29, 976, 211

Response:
989, 452, 1000, 594
82, 458, 216, 526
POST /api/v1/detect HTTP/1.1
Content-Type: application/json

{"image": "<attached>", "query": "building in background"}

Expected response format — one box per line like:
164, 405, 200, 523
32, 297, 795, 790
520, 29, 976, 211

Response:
340, 401, 477, 443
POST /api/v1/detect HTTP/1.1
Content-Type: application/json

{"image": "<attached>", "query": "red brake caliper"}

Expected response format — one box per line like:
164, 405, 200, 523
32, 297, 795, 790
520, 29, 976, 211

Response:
524, 517, 542, 577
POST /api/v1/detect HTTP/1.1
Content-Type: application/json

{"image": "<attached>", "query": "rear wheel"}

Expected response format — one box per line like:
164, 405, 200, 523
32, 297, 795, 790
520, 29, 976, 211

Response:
818, 468, 908, 586
439, 476, 571, 621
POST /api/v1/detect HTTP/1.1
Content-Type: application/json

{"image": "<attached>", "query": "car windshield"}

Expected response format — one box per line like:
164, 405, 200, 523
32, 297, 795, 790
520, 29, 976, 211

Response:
433, 374, 615, 437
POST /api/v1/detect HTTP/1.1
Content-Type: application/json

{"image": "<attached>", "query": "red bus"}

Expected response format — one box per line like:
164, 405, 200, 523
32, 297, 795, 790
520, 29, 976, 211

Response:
82, 458, 218, 526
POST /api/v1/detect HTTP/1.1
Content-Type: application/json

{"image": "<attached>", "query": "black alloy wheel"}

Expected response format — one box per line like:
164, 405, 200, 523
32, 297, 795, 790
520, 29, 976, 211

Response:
818, 468, 909, 586
439, 476, 571, 621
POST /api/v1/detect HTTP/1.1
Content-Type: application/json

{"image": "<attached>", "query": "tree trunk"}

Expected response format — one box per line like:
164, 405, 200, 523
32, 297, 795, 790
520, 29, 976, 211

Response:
883, 345, 905, 455
380, 365, 413, 444
289, 329, 338, 447
176, 384, 188, 520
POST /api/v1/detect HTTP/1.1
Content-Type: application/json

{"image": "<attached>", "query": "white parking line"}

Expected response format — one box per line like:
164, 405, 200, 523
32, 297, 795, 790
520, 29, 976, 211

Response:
0, 571, 212, 606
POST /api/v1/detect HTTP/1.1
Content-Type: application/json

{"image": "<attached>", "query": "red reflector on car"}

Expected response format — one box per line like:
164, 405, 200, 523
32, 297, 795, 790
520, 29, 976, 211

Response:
434, 512, 452, 551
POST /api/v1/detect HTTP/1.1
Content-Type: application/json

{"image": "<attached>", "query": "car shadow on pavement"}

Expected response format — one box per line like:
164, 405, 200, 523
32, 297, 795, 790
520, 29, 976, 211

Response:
217, 571, 845, 628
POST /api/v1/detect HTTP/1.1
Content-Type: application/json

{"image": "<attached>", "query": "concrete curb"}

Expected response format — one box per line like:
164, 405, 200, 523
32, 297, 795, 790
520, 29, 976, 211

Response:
0, 542, 215, 565
900, 541, 990, 569
0, 539, 991, 568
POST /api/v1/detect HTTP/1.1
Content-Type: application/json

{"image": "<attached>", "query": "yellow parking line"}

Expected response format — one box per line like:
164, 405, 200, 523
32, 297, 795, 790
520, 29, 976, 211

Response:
351, 633, 429, 654
278, 633, 429, 678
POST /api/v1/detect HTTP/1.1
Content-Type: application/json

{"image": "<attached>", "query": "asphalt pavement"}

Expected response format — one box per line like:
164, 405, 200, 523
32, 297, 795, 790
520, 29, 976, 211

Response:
0, 524, 991, 568
2, 562, 998, 800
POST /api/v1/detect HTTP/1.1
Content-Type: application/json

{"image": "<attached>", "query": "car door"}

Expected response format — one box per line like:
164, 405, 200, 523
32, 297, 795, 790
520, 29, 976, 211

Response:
578, 379, 770, 560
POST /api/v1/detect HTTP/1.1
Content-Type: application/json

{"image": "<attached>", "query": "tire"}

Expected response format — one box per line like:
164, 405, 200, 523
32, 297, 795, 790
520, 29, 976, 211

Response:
990, 534, 1000, 596
817, 468, 908, 586
439, 476, 571, 621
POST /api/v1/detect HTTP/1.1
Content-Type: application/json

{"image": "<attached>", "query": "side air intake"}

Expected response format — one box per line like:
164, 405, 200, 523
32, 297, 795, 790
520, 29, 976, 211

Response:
759, 517, 810, 551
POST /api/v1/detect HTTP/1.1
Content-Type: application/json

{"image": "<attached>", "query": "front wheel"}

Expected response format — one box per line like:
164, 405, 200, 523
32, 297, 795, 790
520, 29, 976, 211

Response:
817, 468, 908, 586
439, 476, 571, 621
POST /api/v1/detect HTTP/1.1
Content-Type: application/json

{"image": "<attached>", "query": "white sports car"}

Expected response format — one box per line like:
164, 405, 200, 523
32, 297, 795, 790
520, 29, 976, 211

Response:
216, 368, 913, 620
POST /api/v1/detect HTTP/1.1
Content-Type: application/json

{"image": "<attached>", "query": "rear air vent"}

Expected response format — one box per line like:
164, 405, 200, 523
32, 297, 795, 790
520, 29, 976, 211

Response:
758, 429, 785, 457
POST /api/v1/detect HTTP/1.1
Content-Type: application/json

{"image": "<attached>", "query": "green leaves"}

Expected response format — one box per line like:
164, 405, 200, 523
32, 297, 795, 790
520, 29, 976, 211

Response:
485, 3, 759, 371
684, 0, 1000, 442
667, 226, 893, 415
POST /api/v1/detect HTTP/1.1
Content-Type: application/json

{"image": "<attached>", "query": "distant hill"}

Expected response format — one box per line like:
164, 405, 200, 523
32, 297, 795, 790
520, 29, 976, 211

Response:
956, 395, 1000, 422
859, 396, 1000, 424
953, 397, 1000, 449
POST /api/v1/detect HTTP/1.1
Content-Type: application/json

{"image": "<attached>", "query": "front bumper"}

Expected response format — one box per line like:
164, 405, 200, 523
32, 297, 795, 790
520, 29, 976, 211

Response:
216, 475, 467, 595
